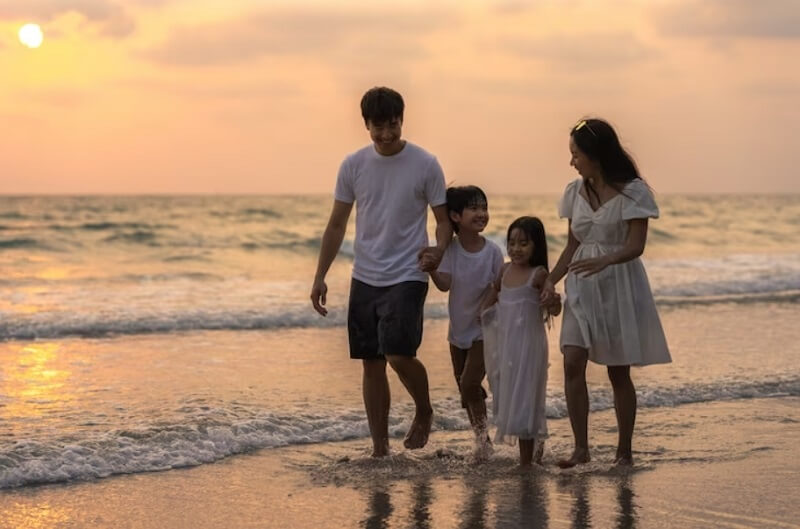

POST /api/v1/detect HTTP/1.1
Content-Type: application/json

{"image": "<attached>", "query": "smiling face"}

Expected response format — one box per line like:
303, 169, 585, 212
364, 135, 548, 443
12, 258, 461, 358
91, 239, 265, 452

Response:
451, 200, 489, 235
569, 136, 600, 181
507, 227, 533, 266
367, 118, 404, 156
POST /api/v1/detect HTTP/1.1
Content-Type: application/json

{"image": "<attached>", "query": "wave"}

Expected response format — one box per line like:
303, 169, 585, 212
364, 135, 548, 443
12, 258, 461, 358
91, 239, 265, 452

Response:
2, 284, 799, 341
0, 237, 42, 249
1, 374, 797, 489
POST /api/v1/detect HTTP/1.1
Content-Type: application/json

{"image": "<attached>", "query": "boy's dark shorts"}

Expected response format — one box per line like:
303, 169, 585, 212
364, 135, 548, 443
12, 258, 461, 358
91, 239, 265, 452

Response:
348, 279, 428, 359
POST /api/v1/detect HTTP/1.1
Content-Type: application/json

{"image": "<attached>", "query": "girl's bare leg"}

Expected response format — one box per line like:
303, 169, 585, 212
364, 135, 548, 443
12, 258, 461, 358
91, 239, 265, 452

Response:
519, 439, 535, 467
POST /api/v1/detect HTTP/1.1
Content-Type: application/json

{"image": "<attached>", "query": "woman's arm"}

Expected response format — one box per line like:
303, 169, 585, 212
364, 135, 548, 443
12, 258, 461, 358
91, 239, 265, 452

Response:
547, 221, 580, 287
568, 218, 648, 277
541, 221, 579, 304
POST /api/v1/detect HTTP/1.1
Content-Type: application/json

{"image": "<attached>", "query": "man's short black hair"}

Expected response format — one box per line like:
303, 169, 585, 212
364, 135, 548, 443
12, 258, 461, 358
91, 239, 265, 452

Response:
445, 186, 488, 233
361, 86, 404, 125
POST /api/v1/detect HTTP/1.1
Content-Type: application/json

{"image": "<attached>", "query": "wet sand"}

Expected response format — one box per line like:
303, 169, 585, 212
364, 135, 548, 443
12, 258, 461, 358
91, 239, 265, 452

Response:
2, 397, 798, 529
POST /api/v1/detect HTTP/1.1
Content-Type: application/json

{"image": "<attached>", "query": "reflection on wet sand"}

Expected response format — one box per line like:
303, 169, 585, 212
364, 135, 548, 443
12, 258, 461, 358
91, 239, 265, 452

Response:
410, 478, 433, 529
458, 479, 489, 529
354, 456, 639, 528
494, 472, 549, 528
560, 475, 592, 528
557, 473, 639, 529
615, 476, 637, 529
363, 486, 392, 529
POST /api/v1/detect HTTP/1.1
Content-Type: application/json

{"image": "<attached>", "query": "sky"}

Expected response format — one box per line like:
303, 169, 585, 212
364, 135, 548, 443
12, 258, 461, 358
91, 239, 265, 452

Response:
1, 0, 799, 195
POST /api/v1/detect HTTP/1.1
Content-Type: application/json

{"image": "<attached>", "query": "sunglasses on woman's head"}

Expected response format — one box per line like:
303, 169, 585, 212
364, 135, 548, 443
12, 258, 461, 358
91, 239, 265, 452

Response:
574, 120, 598, 137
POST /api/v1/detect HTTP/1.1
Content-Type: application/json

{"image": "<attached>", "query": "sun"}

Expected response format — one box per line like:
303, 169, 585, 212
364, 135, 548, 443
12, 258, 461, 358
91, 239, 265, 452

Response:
19, 23, 44, 49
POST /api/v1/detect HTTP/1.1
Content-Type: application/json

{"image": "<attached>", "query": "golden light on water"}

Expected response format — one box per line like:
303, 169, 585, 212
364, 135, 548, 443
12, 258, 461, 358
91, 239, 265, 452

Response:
18, 23, 44, 49
2, 343, 72, 423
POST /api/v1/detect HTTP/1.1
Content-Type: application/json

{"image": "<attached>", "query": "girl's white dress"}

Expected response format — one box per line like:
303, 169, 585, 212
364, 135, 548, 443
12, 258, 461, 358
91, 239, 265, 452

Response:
482, 266, 549, 444
558, 178, 671, 366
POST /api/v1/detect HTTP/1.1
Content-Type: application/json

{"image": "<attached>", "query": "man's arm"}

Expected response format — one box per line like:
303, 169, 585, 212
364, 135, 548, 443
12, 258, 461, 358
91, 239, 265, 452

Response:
310, 200, 353, 316
418, 204, 453, 272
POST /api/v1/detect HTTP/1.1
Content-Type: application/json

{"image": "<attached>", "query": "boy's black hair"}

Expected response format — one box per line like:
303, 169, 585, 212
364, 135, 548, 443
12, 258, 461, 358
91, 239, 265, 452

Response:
445, 185, 488, 234
361, 86, 404, 125
506, 216, 548, 270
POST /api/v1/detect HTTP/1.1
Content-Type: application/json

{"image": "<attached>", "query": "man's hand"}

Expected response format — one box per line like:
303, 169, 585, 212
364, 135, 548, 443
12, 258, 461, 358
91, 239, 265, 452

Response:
418, 246, 444, 272
310, 277, 328, 316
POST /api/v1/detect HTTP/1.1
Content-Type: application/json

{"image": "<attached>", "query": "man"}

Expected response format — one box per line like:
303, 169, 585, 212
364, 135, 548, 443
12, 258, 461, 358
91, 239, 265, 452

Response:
310, 86, 451, 457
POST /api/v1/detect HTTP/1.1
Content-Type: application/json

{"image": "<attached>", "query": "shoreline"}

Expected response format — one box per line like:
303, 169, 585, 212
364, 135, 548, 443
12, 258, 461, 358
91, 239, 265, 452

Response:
2, 397, 798, 529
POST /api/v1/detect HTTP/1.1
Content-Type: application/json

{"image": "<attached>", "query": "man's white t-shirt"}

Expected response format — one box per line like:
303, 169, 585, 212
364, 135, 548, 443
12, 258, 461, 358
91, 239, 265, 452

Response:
334, 142, 446, 286
437, 237, 505, 349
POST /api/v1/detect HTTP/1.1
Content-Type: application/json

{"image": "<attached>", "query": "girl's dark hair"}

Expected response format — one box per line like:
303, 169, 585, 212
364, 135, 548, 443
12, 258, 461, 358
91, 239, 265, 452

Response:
507, 216, 548, 270
361, 86, 404, 125
570, 118, 643, 203
445, 185, 487, 233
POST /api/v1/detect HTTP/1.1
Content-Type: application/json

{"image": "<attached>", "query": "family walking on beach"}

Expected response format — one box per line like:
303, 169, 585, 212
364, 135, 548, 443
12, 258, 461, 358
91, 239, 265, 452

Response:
310, 86, 671, 468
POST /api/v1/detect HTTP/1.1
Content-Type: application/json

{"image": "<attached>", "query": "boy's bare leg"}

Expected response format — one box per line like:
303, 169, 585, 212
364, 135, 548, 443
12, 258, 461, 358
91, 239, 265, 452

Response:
558, 346, 591, 468
608, 365, 636, 466
363, 358, 391, 457
386, 355, 433, 449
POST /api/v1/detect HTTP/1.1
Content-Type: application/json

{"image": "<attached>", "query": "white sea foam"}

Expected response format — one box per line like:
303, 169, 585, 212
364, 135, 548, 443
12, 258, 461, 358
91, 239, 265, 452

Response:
1, 374, 797, 489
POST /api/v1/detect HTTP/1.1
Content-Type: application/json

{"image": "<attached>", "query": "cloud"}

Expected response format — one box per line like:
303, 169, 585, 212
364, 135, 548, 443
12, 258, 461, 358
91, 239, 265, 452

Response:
497, 32, 657, 70
144, 7, 456, 66
0, 0, 136, 38
653, 0, 800, 39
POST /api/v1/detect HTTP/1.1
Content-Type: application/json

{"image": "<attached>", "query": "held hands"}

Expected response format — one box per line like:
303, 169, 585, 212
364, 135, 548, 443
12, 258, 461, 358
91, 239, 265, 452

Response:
540, 279, 562, 316
568, 255, 613, 277
310, 277, 328, 317
418, 246, 444, 272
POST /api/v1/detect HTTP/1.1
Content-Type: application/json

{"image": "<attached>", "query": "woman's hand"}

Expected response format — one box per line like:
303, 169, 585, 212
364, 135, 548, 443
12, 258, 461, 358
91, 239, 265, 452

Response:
568, 255, 613, 277
540, 278, 557, 304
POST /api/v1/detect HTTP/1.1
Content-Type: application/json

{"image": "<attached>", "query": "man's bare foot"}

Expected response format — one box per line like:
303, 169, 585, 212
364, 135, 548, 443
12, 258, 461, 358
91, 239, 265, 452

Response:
556, 449, 590, 469
613, 454, 634, 466
403, 409, 433, 449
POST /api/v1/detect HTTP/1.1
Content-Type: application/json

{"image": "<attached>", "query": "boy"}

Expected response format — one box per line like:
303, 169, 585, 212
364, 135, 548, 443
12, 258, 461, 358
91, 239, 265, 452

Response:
429, 186, 503, 458
310, 86, 452, 457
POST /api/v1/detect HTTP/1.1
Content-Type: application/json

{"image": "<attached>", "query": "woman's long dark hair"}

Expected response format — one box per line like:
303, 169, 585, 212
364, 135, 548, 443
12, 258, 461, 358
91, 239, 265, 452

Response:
571, 118, 643, 203
507, 216, 548, 271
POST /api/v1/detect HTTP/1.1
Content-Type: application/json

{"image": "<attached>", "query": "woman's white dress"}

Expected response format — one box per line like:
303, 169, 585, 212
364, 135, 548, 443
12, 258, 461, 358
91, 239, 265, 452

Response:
558, 178, 671, 366
483, 267, 549, 444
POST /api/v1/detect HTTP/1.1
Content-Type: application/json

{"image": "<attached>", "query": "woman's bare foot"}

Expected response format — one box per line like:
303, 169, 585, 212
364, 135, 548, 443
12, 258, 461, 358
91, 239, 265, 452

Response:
370, 440, 390, 458
556, 448, 590, 469
403, 409, 433, 449
613, 454, 634, 466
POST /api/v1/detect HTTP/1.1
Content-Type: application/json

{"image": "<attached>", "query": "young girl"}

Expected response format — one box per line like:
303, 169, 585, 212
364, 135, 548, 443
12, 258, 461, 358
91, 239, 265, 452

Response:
482, 216, 560, 466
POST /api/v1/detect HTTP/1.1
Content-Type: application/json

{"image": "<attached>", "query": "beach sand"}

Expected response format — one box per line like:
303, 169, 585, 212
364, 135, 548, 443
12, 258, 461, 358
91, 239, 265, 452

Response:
2, 396, 798, 529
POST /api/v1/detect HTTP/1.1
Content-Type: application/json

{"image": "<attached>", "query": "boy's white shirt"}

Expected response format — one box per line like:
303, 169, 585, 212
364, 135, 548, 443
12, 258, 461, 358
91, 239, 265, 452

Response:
334, 142, 446, 287
438, 237, 504, 349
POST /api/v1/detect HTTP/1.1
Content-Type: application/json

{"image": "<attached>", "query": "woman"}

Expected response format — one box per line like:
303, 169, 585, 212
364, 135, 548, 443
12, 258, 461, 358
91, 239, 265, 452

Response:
542, 118, 671, 468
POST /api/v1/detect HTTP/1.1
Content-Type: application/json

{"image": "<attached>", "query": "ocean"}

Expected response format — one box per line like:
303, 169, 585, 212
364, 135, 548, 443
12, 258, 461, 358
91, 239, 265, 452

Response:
0, 193, 799, 527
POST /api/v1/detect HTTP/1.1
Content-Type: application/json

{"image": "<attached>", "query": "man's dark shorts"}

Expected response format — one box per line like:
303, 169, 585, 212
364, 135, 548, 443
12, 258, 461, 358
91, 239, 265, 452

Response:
348, 279, 428, 359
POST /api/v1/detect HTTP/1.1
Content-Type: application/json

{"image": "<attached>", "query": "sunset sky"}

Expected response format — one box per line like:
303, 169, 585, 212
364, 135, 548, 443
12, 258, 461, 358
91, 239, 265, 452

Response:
1, 0, 798, 195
